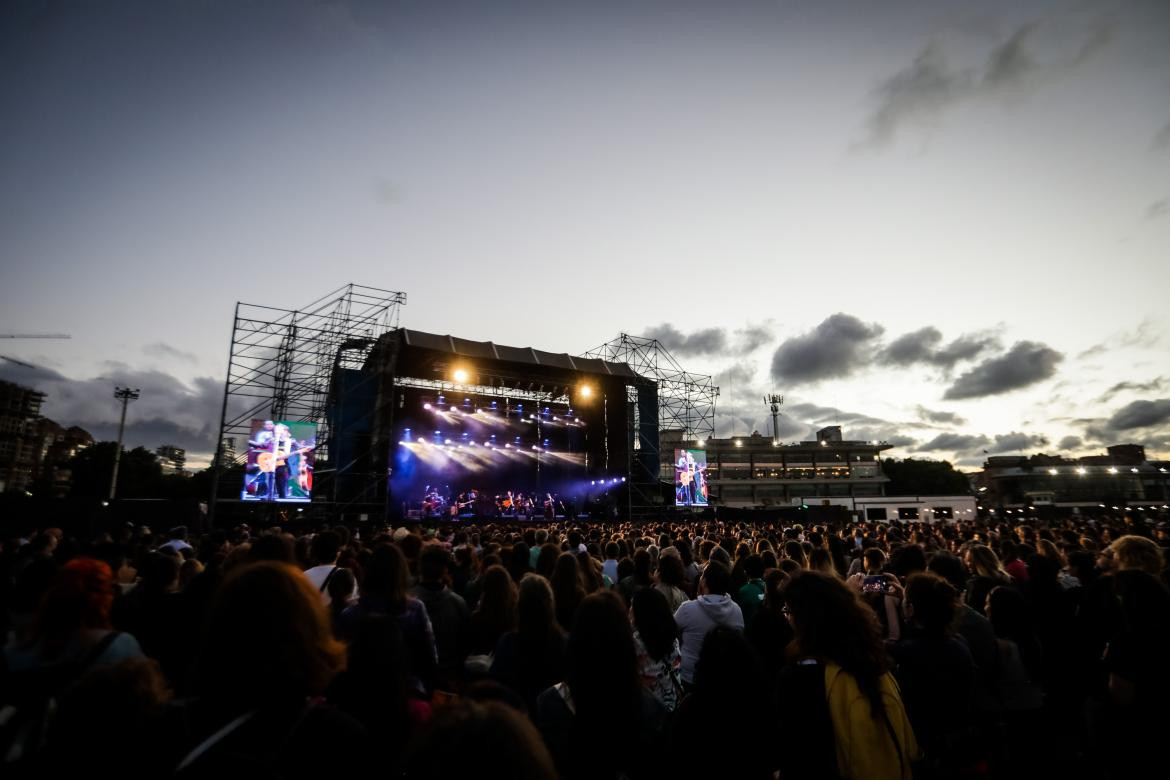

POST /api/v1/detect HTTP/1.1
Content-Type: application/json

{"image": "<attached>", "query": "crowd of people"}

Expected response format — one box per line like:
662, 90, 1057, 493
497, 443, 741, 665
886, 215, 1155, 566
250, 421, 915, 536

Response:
2, 512, 1168, 779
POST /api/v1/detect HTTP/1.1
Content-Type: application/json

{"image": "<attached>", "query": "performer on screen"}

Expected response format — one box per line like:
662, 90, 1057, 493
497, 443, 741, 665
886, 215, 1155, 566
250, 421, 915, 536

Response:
676, 450, 701, 506
248, 420, 278, 499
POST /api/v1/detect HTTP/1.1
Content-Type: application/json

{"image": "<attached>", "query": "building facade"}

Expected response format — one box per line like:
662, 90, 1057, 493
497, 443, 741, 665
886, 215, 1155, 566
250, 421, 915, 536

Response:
977, 444, 1170, 512
662, 425, 893, 509
0, 380, 47, 493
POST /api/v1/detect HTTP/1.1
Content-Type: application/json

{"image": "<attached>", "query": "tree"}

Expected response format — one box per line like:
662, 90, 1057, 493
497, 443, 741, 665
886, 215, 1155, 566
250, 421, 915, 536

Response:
881, 458, 971, 496
67, 442, 164, 499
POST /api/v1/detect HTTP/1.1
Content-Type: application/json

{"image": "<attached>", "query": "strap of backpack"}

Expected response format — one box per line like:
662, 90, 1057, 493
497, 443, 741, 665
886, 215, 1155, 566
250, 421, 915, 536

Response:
319, 566, 339, 593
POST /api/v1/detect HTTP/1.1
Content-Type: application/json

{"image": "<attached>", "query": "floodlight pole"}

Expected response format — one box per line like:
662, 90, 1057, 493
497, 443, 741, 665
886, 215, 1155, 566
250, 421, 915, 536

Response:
109, 386, 141, 501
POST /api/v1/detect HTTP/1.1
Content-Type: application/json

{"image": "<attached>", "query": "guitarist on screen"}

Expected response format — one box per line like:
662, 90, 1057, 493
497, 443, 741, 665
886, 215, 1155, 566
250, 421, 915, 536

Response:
249, 420, 294, 499
676, 450, 706, 506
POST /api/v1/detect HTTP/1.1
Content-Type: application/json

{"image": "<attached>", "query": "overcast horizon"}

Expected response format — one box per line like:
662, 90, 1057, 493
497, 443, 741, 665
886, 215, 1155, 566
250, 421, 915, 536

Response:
2, 0, 1168, 470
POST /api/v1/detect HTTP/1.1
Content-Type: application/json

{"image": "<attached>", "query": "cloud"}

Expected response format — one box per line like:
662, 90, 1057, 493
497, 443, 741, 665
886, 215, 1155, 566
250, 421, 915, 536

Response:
1107, 399, 1170, 431
644, 322, 773, 357
943, 341, 1063, 399
644, 323, 727, 356
879, 326, 998, 369
1058, 435, 1082, 450
1078, 319, 1165, 359
915, 405, 967, 426
1095, 377, 1168, 403
880, 327, 943, 366
983, 23, 1041, 88
733, 324, 773, 355
918, 432, 990, 452
987, 431, 1049, 454
770, 314, 883, 385
0, 361, 233, 459
861, 19, 1112, 147
143, 342, 198, 362
1145, 198, 1170, 221
714, 362, 756, 391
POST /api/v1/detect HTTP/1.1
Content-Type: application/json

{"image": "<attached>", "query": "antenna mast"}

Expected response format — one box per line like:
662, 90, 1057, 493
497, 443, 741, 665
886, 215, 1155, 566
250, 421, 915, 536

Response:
764, 393, 783, 444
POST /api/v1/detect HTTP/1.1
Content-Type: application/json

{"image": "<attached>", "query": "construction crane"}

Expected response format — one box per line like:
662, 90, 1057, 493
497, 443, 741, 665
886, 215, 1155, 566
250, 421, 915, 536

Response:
0, 334, 71, 339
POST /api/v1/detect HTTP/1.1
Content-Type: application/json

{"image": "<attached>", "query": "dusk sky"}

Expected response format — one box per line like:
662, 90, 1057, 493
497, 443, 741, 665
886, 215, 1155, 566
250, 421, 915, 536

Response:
2, 0, 1168, 469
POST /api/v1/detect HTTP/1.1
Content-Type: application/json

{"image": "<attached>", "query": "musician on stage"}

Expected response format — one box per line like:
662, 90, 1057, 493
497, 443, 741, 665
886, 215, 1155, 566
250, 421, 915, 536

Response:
676, 450, 701, 506
248, 420, 290, 500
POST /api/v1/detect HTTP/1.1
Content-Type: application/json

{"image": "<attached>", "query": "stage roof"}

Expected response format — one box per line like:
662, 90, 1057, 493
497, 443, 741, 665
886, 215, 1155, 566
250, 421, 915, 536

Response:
394, 329, 640, 380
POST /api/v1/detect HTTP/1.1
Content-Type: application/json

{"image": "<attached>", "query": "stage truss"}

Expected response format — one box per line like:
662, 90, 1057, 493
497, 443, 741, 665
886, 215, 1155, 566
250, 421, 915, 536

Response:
585, 334, 719, 518
208, 284, 406, 524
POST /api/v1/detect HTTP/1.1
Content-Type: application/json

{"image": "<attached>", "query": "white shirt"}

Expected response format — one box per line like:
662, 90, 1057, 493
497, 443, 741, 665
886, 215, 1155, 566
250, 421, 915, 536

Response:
304, 564, 357, 606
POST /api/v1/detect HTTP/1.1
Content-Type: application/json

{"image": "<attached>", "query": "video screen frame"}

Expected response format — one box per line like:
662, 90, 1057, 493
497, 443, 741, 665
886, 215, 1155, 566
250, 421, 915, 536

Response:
674, 448, 709, 507
241, 418, 316, 502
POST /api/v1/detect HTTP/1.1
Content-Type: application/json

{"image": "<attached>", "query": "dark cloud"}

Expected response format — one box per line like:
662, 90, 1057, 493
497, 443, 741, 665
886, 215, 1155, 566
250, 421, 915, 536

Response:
884, 435, 919, 448
144, 342, 198, 362
770, 314, 883, 385
879, 327, 997, 369
861, 19, 1113, 147
983, 23, 1040, 87
714, 362, 755, 390
644, 323, 727, 356
1095, 377, 1167, 403
733, 324, 773, 355
931, 332, 999, 368
645, 322, 773, 358
915, 405, 967, 426
987, 431, 1049, 454
943, 341, 1063, 399
1107, 399, 1170, 431
1058, 435, 1082, 450
880, 327, 943, 366
0, 361, 232, 460
918, 433, 990, 452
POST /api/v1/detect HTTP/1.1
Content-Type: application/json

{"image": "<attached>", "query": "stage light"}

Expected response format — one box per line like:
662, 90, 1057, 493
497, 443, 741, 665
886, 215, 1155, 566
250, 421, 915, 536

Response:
1048, 468, 1058, 475
579, 385, 593, 399
453, 368, 469, 383
621, 477, 626, 482
398, 440, 406, 446
424, 403, 431, 410
591, 480, 596, 485
445, 439, 452, 444
1107, 467, 1118, 474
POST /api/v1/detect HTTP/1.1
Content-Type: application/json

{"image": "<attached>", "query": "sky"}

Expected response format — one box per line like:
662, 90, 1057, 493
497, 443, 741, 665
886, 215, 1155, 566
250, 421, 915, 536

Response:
1, 0, 1168, 469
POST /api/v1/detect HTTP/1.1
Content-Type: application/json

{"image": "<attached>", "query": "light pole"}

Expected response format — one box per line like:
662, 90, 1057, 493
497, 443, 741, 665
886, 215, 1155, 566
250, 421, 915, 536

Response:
109, 386, 140, 501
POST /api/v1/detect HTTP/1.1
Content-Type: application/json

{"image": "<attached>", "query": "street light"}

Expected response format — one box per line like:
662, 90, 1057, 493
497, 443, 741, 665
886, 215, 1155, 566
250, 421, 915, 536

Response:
109, 386, 140, 501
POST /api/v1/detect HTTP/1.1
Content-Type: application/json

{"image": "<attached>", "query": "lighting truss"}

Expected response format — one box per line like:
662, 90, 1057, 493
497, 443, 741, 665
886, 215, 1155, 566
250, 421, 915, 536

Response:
585, 333, 719, 440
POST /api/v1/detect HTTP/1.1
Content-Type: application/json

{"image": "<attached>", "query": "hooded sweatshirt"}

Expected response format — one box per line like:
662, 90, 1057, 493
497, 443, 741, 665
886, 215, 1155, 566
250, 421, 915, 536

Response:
673, 594, 745, 684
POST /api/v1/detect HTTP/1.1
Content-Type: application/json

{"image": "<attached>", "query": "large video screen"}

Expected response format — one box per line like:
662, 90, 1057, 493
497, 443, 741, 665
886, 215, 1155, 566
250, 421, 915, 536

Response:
674, 448, 709, 507
241, 419, 316, 502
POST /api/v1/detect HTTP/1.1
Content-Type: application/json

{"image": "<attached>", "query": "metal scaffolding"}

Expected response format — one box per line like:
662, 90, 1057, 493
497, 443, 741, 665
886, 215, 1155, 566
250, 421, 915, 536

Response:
585, 334, 719, 519
208, 284, 406, 524
585, 333, 719, 441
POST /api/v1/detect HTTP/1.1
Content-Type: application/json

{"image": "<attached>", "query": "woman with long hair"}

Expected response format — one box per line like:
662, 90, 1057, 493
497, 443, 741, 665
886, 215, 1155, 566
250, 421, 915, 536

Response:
550, 553, 585, 632
490, 574, 566, 713
157, 562, 366, 776
630, 588, 682, 712
776, 570, 919, 780
964, 544, 1011, 615
338, 543, 437, 694
468, 565, 517, 657
536, 591, 667, 780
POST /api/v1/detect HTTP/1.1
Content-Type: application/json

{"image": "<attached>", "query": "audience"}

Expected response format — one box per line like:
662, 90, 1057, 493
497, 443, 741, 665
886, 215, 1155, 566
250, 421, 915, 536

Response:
3, 512, 1168, 779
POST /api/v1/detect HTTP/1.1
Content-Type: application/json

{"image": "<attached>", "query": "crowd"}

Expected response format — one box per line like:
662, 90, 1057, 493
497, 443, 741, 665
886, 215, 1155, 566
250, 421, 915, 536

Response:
2, 512, 1168, 779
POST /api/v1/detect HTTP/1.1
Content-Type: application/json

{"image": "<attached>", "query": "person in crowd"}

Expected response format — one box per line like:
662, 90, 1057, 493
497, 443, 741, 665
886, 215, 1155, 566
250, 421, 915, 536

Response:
150, 561, 367, 777
775, 569, 920, 780
536, 591, 668, 780
889, 572, 976, 777
302, 530, 354, 606
550, 552, 585, 631
674, 559, 744, 687
618, 547, 654, 605
402, 697, 557, 780
746, 568, 794, 689
338, 543, 437, 694
735, 553, 767, 625
410, 544, 470, 691
326, 567, 357, 631
964, 544, 1012, 615
467, 564, 517, 657
630, 587, 682, 712
671, 626, 775, 779
491, 573, 567, 713
653, 550, 688, 614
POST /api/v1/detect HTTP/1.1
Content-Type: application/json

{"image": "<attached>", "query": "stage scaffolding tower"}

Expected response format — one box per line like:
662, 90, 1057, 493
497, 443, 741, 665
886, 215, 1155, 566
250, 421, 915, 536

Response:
585, 334, 719, 519
208, 284, 406, 526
